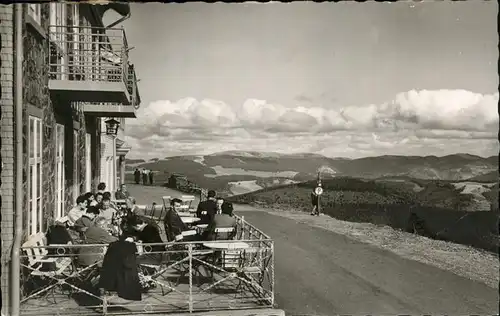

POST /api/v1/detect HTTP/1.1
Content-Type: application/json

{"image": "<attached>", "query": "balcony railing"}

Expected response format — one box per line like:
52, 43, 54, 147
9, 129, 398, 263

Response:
18, 215, 275, 315
48, 25, 129, 89
128, 64, 141, 108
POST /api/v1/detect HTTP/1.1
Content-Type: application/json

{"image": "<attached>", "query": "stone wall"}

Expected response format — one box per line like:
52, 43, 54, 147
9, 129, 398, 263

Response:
0, 5, 14, 314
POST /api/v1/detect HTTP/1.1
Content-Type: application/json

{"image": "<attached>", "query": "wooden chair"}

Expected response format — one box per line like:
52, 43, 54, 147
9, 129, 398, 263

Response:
21, 233, 74, 303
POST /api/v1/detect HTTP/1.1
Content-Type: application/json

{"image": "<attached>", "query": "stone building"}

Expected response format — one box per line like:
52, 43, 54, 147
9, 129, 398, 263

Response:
0, 3, 140, 314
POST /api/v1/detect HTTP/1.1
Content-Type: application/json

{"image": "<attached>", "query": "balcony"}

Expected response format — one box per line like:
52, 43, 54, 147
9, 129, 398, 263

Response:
82, 64, 140, 118
48, 25, 131, 104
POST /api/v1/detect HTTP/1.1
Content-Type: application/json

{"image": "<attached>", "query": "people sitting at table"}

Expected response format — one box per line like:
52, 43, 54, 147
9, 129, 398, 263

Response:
77, 216, 118, 267
204, 201, 237, 241
164, 198, 198, 241
115, 183, 130, 200
74, 206, 100, 232
196, 190, 217, 224
67, 195, 89, 226
100, 196, 117, 226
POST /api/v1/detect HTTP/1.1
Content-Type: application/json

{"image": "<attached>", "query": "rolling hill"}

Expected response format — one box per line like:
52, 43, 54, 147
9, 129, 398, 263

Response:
124, 151, 497, 195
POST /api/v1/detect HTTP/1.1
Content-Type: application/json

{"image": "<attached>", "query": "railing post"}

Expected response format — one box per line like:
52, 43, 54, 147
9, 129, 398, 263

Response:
270, 241, 275, 307
188, 243, 193, 313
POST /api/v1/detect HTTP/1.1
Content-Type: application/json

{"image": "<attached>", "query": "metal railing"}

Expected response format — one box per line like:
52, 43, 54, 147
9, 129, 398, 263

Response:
48, 25, 129, 88
19, 217, 275, 315
128, 64, 141, 108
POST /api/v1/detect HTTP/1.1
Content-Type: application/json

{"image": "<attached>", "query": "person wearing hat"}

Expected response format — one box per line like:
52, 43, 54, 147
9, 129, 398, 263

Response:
196, 190, 218, 224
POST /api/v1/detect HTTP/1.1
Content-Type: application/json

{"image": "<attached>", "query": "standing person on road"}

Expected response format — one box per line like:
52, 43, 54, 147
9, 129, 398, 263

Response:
149, 170, 154, 185
311, 187, 320, 216
142, 169, 148, 185
134, 168, 141, 184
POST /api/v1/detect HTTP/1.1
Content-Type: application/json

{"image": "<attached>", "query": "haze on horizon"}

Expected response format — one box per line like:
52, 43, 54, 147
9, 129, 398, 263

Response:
103, 2, 499, 160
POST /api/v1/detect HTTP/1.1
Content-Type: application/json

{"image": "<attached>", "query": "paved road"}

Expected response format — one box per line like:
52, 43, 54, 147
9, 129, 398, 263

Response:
128, 184, 498, 315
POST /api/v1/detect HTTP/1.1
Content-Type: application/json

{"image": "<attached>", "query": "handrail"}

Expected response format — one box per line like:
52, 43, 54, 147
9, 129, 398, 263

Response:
47, 25, 130, 88
19, 238, 275, 315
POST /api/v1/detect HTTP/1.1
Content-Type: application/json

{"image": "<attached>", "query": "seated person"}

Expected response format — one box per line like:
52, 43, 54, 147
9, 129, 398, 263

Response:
99, 196, 117, 226
84, 191, 98, 207
204, 202, 237, 241
103, 191, 119, 210
67, 195, 88, 226
115, 183, 130, 200
95, 192, 104, 206
74, 206, 100, 232
77, 217, 118, 267
126, 215, 164, 263
215, 197, 224, 214
196, 190, 217, 224
125, 196, 142, 215
164, 198, 198, 242
42, 224, 74, 271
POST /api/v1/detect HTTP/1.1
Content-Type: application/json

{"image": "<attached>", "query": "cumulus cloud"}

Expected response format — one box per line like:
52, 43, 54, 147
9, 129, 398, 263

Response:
126, 89, 499, 158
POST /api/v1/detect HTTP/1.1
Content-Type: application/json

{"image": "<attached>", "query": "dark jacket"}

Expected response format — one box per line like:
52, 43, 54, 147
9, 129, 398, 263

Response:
115, 190, 130, 200
74, 214, 94, 231
99, 239, 142, 301
311, 192, 319, 206
45, 225, 73, 255
77, 226, 118, 267
205, 214, 237, 241
196, 200, 217, 224
164, 209, 189, 241
137, 224, 164, 253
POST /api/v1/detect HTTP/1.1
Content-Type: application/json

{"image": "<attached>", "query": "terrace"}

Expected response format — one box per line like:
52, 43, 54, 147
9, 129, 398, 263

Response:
48, 25, 132, 104
19, 215, 275, 315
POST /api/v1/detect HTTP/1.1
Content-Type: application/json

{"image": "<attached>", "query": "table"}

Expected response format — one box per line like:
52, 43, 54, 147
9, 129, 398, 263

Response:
196, 224, 208, 229
181, 217, 200, 224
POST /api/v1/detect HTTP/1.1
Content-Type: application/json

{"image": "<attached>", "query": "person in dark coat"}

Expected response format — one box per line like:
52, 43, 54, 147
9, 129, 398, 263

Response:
204, 202, 237, 241
142, 169, 148, 185
148, 170, 154, 185
99, 238, 142, 301
125, 215, 164, 264
196, 190, 217, 224
310, 188, 320, 216
77, 217, 118, 267
115, 183, 130, 200
134, 168, 141, 184
164, 198, 198, 242
74, 206, 99, 232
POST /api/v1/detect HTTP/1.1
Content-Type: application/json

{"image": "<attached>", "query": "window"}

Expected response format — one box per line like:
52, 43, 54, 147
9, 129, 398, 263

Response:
55, 124, 65, 220
28, 4, 41, 25
85, 133, 91, 192
28, 117, 43, 236
50, 3, 67, 80
73, 130, 80, 200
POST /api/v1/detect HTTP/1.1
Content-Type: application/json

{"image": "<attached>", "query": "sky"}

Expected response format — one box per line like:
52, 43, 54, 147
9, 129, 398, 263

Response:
103, 1, 499, 159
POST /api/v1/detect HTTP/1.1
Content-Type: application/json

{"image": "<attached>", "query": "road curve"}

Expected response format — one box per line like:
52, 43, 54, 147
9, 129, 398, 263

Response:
128, 184, 498, 315
240, 210, 498, 316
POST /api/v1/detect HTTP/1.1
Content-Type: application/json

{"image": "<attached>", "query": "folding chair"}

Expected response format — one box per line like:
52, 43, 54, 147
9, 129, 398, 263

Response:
20, 233, 74, 304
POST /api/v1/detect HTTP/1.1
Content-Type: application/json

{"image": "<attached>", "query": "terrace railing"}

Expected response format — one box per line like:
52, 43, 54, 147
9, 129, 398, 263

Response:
19, 216, 275, 315
48, 25, 129, 88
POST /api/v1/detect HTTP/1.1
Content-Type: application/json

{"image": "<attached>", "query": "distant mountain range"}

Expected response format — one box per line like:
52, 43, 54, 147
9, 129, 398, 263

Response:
125, 151, 498, 195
